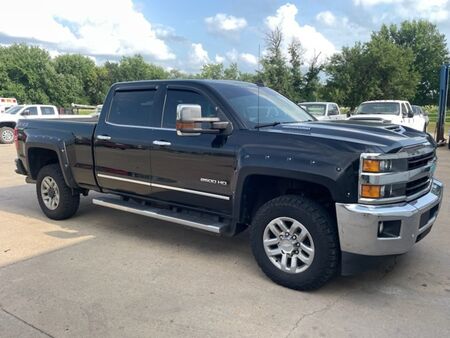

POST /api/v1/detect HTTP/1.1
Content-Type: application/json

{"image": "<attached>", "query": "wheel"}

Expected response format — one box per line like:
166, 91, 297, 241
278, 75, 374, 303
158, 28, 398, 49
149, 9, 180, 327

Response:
250, 195, 340, 291
36, 164, 80, 220
0, 127, 14, 144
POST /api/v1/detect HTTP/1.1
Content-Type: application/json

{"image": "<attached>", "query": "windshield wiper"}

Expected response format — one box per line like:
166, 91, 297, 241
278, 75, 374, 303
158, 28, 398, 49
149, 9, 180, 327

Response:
254, 121, 308, 129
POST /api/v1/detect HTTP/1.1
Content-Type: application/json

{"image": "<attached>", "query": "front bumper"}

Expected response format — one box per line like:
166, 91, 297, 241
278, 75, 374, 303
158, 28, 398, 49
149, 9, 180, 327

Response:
336, 179, 443, 256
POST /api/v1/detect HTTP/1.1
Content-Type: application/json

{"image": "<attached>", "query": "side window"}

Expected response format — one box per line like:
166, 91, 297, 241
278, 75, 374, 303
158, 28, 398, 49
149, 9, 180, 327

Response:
41, 106, 56, 115
328, 105, 338, 115
108, 89, 158, 127
163, 89, 216, 128
401, 103, 407, 116
24, 106, 38, 116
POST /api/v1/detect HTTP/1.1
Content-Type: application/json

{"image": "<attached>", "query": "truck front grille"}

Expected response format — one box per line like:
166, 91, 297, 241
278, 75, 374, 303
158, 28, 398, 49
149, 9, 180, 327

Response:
408, 151, 435, 170
406, 176, 431, 197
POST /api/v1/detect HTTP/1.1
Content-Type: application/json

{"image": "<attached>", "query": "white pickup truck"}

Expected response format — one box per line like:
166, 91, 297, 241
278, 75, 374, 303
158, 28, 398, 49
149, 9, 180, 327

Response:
348, 100, 427, 132
299, 102, 345, 120
0, 105, 92, 144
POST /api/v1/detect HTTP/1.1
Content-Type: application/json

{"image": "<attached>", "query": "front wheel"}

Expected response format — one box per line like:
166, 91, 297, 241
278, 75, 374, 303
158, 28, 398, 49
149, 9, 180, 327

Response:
250, 195, 340, 291
36, 164, 80, 220
0, 127, 14, 144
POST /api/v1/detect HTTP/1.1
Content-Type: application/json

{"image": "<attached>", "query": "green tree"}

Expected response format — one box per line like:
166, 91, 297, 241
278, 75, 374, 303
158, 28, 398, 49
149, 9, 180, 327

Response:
374, 20, 449, 104
118, 55, 168, 81
224, 63, 240, 80
259, 27, 290, 96
198, 63, 224, 79
302, 53, 324, 102
288, 38, 304, 102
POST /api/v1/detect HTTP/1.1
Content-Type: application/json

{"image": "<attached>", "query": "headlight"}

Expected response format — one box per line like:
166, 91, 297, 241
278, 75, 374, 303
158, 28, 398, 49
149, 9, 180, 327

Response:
362, 159, 392, 173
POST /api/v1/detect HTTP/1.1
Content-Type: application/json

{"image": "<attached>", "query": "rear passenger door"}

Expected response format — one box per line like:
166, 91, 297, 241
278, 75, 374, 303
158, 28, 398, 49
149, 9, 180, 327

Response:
94, 85, 163, 197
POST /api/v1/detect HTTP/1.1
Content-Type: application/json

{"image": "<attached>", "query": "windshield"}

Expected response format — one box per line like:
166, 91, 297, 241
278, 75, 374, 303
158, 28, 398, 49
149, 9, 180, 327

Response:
355, 102, 400, 115
301, 104, 326, 116
4, 105, 23, 115
212, 83, 314, 127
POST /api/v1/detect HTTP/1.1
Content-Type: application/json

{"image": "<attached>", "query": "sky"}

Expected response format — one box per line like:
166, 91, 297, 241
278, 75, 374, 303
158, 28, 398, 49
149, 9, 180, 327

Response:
0, 0, 449, 73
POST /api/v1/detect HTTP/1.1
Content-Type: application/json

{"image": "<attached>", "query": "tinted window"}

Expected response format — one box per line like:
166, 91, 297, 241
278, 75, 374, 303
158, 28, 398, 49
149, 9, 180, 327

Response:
109, 90, 157, 126
24, 106, 38, 116
163, 89, 216, 128
41, 106, 56, 115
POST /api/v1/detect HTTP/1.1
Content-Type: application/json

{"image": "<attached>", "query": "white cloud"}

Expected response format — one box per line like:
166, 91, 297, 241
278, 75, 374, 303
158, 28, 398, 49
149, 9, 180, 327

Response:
316, 11, 337, 26
205, 13, 247, 36
265, 4, 336, 63
354, 0, 450, 22
215, 54, 226, 63
189, 43, 210, 68
0, 0, 175, 61
239, 53, 258, 66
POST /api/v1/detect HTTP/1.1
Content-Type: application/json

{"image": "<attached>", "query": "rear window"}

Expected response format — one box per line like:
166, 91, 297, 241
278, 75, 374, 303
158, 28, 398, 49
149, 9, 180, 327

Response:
302, 104, 326, 116
41, 106, 56, 115
108, 90, 158, 127
356, 102, 400, 115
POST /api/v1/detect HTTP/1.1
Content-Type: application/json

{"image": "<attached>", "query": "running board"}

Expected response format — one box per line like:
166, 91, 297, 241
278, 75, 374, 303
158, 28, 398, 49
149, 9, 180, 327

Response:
92, 196, 227, 234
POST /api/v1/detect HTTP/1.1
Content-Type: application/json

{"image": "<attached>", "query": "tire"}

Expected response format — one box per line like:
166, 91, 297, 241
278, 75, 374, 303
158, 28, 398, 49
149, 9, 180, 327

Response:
250, 195, 339, 291
36, 164, 80, 220
0, 127, 14, 144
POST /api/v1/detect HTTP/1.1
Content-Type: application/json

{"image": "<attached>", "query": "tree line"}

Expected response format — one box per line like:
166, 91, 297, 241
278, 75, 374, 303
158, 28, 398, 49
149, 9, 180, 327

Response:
0, 20, 448, 108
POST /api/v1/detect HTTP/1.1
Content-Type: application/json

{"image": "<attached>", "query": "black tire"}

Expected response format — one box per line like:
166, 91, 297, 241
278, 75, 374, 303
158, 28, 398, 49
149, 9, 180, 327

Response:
0, 127, 14, 144
36, 164, 80, 220
250, 195, 340, 291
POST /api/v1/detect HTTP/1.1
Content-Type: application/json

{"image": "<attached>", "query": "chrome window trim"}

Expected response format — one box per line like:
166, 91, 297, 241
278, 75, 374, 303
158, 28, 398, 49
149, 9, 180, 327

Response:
97, 173, 230, 201
104, 120, 176, 131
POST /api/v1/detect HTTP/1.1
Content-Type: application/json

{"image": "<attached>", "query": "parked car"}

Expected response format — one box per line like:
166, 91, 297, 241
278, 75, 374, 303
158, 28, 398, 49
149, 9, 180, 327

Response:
412, 105, 430, 131
299, 102, 345, 120
0, 97, 18, 114
0, 104, 94, 144
348, 100, 427, 132
14, 80, 443, 290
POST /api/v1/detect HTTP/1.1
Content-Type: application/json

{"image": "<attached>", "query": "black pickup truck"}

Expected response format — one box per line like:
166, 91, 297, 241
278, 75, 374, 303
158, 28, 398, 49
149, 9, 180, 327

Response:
14, 80, 443, 290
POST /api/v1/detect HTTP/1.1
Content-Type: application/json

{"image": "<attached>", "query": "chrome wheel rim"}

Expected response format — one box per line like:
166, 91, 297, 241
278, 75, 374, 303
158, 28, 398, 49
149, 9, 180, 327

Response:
41, 176, 60, 210
263, 217, 315, 274
1, 129, 13, 143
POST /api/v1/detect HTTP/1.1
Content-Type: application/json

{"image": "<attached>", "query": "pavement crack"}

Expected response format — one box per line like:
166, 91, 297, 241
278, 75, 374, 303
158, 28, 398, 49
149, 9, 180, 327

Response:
1, 306, 55, 338
285, 295, 343, 338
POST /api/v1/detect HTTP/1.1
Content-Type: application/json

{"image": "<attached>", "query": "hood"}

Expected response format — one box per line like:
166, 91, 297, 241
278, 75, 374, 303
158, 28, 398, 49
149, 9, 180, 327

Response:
348, 114, 398, 123
0, 113, 18, 122
263, 120, 431, 153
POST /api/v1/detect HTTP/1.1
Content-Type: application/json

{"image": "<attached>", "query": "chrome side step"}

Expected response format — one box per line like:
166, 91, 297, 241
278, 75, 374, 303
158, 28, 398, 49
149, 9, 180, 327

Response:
92, 196, 227, 234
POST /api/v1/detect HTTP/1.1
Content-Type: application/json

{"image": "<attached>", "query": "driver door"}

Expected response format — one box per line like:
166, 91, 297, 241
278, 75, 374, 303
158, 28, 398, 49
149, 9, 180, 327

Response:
149, 85, 236, 214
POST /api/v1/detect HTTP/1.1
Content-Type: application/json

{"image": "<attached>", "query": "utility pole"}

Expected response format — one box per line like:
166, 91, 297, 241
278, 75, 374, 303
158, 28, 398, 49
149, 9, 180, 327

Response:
436, 64, 449, 146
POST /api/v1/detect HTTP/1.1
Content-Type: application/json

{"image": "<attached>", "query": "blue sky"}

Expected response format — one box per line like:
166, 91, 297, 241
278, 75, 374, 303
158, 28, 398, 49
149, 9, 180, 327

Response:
0, 0, 449, 73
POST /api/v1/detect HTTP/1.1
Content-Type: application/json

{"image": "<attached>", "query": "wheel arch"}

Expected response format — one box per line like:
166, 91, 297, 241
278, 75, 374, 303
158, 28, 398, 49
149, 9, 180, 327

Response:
233, 169, 338, 227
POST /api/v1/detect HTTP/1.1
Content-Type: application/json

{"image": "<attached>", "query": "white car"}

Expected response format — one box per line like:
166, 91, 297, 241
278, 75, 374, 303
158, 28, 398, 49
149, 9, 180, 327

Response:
0, 104, 89, 144
300, 102, 345, 120
349, 100, 427, 132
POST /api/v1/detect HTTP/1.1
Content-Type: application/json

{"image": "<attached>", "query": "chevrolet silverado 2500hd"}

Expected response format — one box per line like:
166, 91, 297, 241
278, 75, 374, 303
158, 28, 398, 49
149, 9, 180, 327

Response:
14, 80, 443, 290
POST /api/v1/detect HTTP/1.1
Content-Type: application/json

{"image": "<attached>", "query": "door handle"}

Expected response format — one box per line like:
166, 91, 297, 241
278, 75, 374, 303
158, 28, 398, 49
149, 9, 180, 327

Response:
153, 140, 171, 146
97, 135, 111, 140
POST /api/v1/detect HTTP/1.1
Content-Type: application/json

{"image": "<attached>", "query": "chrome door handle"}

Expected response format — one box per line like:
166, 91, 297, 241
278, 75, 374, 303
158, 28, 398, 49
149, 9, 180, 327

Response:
97, 135, 111, 140
153, 140, 171, 146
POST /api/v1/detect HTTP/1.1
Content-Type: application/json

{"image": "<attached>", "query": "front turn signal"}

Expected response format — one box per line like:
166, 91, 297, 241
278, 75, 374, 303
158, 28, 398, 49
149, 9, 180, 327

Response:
361, 184, 382, 198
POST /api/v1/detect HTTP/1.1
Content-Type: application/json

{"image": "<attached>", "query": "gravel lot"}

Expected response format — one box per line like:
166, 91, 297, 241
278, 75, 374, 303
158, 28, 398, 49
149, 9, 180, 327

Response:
0, 143, 449, 337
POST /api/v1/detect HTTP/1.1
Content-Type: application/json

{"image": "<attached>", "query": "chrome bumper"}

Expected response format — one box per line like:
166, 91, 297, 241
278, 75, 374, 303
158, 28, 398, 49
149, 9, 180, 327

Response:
336, 179, 443, 256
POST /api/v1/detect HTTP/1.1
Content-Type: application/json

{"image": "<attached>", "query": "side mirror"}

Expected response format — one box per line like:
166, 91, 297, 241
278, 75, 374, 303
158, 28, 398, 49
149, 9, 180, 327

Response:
176, 104, 230, 136
407, 111, 414, 118
21, 110, 30, 116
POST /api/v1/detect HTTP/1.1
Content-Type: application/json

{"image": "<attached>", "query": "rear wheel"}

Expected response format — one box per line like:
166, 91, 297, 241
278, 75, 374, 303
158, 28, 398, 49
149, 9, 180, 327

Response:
0, 127, 14, 144
250, 195, 340, 291
36, 164, 80, 220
